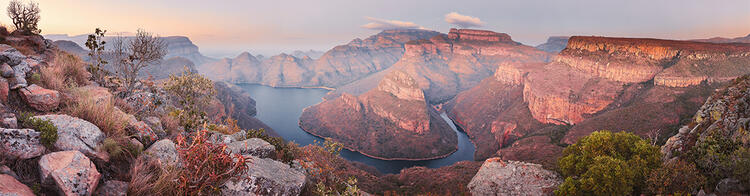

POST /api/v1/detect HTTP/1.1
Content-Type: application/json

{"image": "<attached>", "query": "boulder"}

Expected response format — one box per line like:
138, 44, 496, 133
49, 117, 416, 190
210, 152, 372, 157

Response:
226, 138, 275, 158
38, 151, 101, 196
468, 157, 562, 196
715, 178, 747, 194
221, 156, 306, 196
0, 128, 46, 159
10, 61, 30, 90
0, 164, 18, 179
34, 115, 106, 160
127, 118, 156, 147
143, 116, 165, 136
0, 104, 16, 128
144, 139, 181, 168
0, 174, 35, 196
94, 180, 128, 196
0, 63, 13, 78
0, 47, 26, 66
20, 84, 60, 112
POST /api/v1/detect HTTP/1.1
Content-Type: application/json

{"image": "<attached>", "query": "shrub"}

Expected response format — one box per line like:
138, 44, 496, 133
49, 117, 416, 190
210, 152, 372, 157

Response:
85, 28, 108, 84
555, 131, 662, 195
687, 132, 743, 187
65, 89, 128, 137
6, 0, 40, 34
174, 130, 248, 195
646, 160, 706, 195
109, 29, 166, 94
297, 139, 359, 196
18, 112, 57, 149
40, 52, 90, 91
164, 68, 215, 131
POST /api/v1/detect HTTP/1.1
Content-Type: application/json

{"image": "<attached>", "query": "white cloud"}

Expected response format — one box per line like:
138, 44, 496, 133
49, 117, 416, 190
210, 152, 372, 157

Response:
361, 17, 424, 30
444, 12, 484, 28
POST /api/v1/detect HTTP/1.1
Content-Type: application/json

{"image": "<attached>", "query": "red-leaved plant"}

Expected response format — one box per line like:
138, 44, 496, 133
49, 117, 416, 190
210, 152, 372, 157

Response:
175, 129, 249, 195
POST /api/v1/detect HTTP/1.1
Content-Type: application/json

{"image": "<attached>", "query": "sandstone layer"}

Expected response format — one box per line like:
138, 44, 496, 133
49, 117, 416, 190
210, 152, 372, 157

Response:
299, 70, 457, 160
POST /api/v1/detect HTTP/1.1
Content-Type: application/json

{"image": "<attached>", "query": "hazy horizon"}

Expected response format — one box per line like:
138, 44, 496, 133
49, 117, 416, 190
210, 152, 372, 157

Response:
3, 0, 749, 58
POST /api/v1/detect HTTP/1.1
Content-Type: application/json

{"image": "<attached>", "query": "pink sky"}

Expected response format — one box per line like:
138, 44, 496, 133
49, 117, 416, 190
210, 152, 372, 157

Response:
3, 0, 749, 57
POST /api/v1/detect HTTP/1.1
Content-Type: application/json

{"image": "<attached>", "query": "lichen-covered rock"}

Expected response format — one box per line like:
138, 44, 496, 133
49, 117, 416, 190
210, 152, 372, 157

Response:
662, 75, 750, 160
144, 139, 181, 168
20, 84, 61, 112
35, 115, 105, 160
227, 138, 275, 158
0, 174, 34, 196
94, 180, 128, 196
0, 63, 13, 78
38, 151, 101, 196
221, 156, 306, 196
0, 164, 18, 179
468, 158, 561, 196
0, 128, 45, 159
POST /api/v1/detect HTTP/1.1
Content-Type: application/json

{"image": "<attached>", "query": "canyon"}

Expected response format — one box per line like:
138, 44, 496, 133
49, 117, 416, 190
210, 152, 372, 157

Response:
446, 35, 750, 165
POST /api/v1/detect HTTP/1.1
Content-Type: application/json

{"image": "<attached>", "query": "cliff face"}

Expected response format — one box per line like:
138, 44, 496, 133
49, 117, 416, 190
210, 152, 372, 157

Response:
391, 28, 550, 103
299, 70, 457, 160
199, 29, 439, 88
213, 82, 277, 136
446, 36, 750, 164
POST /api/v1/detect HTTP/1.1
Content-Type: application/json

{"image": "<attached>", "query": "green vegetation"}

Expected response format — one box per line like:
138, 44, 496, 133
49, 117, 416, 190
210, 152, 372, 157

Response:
85, 28, 108, 83
687, 131, 750, 189
18, 112, 57, 149
555, 131, 662, 195
165, 68, 216, 131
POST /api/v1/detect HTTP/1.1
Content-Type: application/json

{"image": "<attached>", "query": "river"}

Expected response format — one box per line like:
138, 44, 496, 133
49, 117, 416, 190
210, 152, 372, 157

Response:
239, 84, 475, 174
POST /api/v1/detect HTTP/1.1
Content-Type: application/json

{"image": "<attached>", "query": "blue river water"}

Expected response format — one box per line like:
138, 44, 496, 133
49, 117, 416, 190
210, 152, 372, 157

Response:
239, 84, 476, 174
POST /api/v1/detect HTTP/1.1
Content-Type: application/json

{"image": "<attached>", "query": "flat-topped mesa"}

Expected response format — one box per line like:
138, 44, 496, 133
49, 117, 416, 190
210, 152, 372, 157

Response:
447, 28, 516, 43
557, 36, 750, 84
377, 70, 425, 101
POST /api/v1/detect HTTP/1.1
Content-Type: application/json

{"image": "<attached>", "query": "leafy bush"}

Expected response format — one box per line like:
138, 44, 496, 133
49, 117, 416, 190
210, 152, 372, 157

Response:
555, 131, 662, 195
40, 52, 90, 91
687, 132, 743, 187
174, 130, 248, 195
85, 28, 108, 84
18, 112, 57, 148
164, 68, 215, 131
297, 138, 361, 196
646, 159, 706, 195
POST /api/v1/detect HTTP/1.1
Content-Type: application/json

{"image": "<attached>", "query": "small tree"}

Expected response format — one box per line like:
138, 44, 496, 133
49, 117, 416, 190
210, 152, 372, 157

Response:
6, 0, 40, 34
110, 29, 166, 94
164, 68, 215, 131
85, 28, 108, 83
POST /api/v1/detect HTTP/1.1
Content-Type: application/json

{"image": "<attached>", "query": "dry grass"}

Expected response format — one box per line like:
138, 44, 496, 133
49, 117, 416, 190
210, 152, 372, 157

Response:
40, 52, 90, 91
160, 113, 181, 136
127, 157, 180, 196
65, 89, 128, 138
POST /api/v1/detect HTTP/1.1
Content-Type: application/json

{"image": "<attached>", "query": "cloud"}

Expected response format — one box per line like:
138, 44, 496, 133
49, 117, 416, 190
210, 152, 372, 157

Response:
444, 12, 484, 28
361, 17, 424, 30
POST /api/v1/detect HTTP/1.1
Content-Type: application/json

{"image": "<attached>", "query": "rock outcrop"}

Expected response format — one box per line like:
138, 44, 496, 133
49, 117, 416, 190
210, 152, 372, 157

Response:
0, 174, 35, 196
300, 70, 457, 160
20, 84, 61, 112
221, 156, 306, 196
144, 139, 181, 168
35, 115, 106, 160
39, 150, 101, 196
0, 128, 46, 159
94, 180, 128, 196
467, 157, 561, 196
226, 138, 275, 159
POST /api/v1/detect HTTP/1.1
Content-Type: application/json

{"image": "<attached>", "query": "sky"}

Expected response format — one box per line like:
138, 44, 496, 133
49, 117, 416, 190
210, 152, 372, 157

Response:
1, 0, 749, 58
